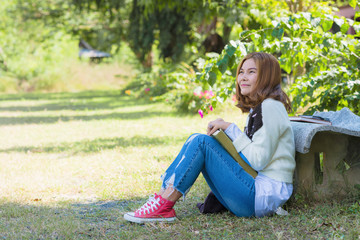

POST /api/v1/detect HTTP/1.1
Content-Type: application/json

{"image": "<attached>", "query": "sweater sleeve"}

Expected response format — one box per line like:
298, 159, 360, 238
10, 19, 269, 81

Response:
232, 99, 290, 171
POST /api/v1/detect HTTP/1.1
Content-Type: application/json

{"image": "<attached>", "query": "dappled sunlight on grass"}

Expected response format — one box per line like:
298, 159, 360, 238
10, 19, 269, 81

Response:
0, 135, 185, 154
0, 93, 154, 112
0, 92, 173, 126
1, 90, 358, 239
0, 110, 175, 125
0, 90, 206, 206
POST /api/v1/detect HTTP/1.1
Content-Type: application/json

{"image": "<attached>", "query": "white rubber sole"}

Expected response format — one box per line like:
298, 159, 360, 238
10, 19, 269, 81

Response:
123, 212, 177, 224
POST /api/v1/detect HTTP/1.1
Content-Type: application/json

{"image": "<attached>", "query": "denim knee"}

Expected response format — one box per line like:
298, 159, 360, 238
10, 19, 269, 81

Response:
184, 133, 202, 145
185, 133, 213, 146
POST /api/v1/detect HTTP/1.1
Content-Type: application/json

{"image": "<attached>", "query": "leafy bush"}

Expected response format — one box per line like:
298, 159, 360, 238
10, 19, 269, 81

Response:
122, 65, 173, 99
161, 83, 215, 114
122, 61, 217, 114
195, 5, 360, 115
0, 1, 78, 92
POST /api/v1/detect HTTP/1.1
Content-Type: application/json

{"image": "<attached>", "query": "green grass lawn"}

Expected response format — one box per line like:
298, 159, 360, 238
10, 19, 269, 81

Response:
0, 90, 359, 239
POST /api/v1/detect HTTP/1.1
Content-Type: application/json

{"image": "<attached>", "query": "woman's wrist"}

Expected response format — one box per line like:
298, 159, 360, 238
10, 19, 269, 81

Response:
221, 122, 232, 130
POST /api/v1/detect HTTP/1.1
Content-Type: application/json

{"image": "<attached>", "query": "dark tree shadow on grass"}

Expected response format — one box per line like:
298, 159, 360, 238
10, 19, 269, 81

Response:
0, 135, 185, 154
0, 90, 124, 102
0, 91, 155, 112
0, 194, 208, 238
0, 198, 146, 238
0, 98, 145, 112
0, 110, 174, 126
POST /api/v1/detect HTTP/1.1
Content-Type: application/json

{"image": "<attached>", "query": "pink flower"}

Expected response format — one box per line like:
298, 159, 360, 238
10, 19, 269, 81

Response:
145, 88, 150, 92
194, 92, 203, 98
204, 90, 215, 99
232, 94, 237, 103
209, 105, 213, 111
198, 109, 204, 118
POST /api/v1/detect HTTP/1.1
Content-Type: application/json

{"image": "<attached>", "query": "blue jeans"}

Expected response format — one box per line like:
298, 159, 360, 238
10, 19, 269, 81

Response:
161, 133, 255, 217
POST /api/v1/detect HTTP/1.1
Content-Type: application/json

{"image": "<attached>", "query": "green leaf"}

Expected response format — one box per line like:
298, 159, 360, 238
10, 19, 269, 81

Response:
323, 38, 335, 48
311, 17, 321, 28
348, 43, 355, 52
322, 19, 333, 32
229, 40, 239, 48
334, 17, 344, 28
216, 96, 224, 103
238, 42, 247, 56
228, 55, 235, 68
196, 72, 203, 82
349, 0, 356, 8
217, 56, 229, 74
204, 63, 213, 74
302, 12, 311, 22
355, 11, 360, 21
288, 16, 296, 24
353, 22, 360, 34
225, 44, 236, 57
280, 58, 292, 74
340, 22, 350, 34
271, 27, 284, 40
250, 33, 261, 45
295, 51, 305, 67
211, 100, 217, 109
208, 72, 217, 86
239, 30, 250, 39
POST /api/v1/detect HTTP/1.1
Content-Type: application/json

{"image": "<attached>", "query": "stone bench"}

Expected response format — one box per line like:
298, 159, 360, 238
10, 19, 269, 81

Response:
292, 108, 360, 199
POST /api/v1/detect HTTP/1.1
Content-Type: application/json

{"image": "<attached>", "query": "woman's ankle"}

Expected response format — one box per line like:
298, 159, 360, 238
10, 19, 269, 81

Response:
161, 186, 182, 202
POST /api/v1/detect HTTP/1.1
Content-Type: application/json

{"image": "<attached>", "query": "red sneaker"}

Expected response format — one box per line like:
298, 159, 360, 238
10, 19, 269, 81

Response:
124, 193, 177, 223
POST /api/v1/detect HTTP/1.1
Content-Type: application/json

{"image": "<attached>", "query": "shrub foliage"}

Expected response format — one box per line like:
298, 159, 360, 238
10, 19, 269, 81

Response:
195, 6, 360, 115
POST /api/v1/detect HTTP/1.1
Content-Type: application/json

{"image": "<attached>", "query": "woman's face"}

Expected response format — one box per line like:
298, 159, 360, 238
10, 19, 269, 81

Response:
237, 58, 258, 96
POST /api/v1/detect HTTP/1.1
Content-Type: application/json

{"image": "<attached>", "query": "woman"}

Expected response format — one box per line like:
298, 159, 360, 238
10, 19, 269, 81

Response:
124, 52, 295, 223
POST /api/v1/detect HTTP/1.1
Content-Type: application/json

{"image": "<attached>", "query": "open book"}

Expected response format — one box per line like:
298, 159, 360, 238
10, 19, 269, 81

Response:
289, 115, 332, 125
212, 129, 257, 178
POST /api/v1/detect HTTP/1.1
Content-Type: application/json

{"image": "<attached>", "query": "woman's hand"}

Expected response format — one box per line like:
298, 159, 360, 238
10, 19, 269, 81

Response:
207, 118, 232, 136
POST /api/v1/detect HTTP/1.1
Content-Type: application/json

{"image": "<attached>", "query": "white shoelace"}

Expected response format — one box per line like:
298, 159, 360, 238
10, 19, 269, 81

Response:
136, 195, 161, 215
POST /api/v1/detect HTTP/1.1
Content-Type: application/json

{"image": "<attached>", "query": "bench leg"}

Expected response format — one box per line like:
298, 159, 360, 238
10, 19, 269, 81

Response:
295, 132, 350, 199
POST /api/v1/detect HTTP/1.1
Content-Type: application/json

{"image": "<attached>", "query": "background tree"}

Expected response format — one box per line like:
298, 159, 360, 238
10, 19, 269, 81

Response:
1, 0, 359, 115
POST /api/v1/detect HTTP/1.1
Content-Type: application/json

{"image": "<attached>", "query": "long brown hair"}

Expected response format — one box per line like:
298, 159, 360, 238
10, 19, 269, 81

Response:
235, 52, 292, 113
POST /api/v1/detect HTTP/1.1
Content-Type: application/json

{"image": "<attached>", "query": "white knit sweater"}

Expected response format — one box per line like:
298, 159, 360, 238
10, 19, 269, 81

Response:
232, 98, 296, 183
